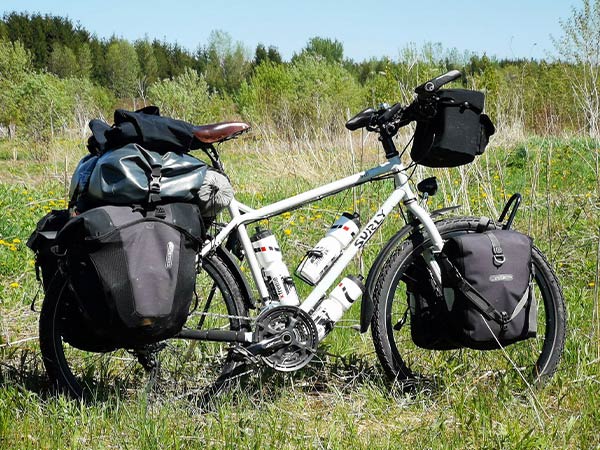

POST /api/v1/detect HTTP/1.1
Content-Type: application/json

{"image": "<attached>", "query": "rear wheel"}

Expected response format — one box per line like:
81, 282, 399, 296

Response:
371, 217, 566, 388
39, 253, 250, 400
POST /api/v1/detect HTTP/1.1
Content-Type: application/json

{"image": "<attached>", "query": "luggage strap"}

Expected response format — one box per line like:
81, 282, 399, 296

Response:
440, 255, 528, 326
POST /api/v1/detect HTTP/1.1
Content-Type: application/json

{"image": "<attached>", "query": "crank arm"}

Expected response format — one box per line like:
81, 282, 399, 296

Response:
176, 329, 253, 343
245, 333, 293, 356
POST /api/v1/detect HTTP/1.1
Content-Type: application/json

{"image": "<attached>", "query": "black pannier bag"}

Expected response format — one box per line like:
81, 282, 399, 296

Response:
411, 89, 496, 168
52, 203, 203, 350
26, 209, 71, 292
441, 229, 537, 350
405, 255, 461, 350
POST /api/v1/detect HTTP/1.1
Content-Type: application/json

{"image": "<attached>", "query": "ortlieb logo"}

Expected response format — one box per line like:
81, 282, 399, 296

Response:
489, 274, 513, 282
165, 241, 175, 269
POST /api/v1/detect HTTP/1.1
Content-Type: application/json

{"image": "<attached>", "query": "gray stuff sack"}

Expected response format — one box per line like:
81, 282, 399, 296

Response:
69, 144, 233, 216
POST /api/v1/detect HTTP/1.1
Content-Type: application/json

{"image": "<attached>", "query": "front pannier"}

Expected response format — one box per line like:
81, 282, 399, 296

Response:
55, 203, 203, 349
441, 229, 537, 350
405, 256, 461, 350
411, 89, 495, 168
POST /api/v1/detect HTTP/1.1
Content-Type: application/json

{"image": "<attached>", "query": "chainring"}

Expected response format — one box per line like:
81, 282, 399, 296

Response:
253, 305, 318, 372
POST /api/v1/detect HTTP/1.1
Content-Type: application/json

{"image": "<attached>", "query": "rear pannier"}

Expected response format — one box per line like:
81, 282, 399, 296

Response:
53, 203, 203, 349
411, 89, 495, 168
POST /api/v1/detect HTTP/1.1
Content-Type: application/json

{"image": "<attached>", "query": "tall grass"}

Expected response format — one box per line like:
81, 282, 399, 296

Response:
0, 129, 599, 448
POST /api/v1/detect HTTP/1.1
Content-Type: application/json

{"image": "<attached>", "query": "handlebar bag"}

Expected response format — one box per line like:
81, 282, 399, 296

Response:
51, 203, 203, 350
411, 89, 495, 168
441, 229, 537, 350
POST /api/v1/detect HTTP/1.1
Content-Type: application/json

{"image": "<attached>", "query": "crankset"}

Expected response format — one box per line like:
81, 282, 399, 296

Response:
250, 305, 318, 372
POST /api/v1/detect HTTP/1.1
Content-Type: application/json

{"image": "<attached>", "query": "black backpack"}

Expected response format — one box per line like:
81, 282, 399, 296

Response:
29, 203, 203, 351
87, 106, 205, 155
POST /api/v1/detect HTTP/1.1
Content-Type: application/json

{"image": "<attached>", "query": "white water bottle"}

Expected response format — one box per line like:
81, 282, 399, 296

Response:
251, 228, 299, 306
296, 212, 360, 286
312, 275, 365, 341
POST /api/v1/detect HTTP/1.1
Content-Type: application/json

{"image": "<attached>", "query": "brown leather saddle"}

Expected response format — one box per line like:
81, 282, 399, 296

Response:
193, 122, 250, 144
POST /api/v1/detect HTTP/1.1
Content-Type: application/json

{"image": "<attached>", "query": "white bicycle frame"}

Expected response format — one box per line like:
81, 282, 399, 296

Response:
199, 154, 445, 319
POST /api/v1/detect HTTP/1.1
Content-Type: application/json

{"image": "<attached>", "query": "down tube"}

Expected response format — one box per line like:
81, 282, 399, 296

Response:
300, 188, 407, 313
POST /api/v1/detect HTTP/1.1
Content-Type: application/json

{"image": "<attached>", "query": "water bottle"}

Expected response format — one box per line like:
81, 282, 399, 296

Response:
312, 275, 365, 341
296, 212, 360, 286
251, 228, 299, 306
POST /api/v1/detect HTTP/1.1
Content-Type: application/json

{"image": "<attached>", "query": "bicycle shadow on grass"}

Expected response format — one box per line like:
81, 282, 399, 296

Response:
0, 348, 55, 399
193, 349, 446, 413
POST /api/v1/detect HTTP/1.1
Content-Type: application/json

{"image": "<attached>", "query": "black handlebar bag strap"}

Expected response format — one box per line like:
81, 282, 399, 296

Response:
55, 203, 203, 350
441, 229, 537, 350
411, 89, 495, 168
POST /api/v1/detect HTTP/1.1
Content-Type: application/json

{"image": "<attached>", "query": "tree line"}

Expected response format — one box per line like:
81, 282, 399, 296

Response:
0, 10, 595, 141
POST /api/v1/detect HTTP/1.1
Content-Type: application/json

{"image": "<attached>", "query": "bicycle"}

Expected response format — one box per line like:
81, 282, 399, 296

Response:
38, 70, 566, 399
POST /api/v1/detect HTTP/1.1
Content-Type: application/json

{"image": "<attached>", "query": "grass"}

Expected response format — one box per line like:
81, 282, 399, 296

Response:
0, 133, 599, 448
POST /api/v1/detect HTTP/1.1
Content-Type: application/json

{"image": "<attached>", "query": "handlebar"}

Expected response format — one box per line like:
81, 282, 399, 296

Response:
345, 70, 462, 133
414, 70, 462, 95
344, 70, 463, 158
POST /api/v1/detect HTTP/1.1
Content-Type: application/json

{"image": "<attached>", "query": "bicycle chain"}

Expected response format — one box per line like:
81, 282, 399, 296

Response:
190, 311, 257, 322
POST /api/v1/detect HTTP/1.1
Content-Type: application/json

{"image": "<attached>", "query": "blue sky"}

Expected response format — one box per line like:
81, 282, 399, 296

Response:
1, 0, 578, 61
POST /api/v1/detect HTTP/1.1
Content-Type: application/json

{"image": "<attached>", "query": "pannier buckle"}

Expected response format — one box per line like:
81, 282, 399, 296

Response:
492, 248, 505, 266
150, 176, 161, 193
500, 311, 509, 330
150, 166, 162, 194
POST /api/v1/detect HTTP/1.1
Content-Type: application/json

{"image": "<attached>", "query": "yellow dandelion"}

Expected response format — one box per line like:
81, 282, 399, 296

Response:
282, 212, 291, 219
9, 282, 19, 288
9, 246, 17, 252
12, 238, 21, 244
589, 282, 596, 287
283, 229, 292, 236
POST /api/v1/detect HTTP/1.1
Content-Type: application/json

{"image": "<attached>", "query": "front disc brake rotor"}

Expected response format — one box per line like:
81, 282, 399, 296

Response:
254, 305, 318, 372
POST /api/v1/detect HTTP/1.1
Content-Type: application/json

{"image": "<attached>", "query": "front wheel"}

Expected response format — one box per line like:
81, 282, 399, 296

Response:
371, 217, 566, 388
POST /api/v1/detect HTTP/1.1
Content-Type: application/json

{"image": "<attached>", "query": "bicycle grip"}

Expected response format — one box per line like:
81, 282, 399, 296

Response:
415, 70, 461, 94
379, 102, 404, 124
